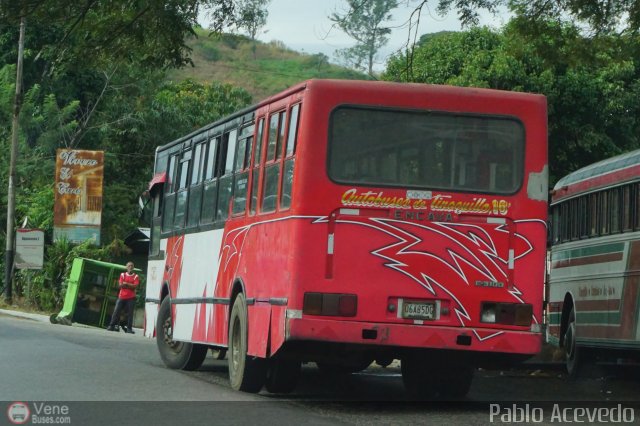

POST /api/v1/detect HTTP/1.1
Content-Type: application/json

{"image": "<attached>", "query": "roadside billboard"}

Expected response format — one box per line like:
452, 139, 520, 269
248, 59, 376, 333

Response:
53, 149, 104, 245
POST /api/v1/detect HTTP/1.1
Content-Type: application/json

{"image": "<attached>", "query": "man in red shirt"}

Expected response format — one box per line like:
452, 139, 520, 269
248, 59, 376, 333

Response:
107, 261, 140, 334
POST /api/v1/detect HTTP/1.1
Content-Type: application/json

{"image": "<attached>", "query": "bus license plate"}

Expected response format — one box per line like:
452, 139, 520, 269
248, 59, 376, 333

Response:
401, 301, 438, 320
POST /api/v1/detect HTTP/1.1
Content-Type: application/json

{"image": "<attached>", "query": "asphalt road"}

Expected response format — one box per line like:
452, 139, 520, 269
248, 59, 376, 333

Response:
1, 312, 639, 425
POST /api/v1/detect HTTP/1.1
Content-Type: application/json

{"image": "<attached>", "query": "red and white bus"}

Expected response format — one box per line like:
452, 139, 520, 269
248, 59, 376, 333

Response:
547, 149, 640, 376
144, 79, 548, 397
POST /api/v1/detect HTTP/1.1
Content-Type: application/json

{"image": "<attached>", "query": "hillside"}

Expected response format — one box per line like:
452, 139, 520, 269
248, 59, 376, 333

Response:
167, 28, 368, 101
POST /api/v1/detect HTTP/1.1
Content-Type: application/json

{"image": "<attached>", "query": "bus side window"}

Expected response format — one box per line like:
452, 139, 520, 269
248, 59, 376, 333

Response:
262, 111, 285, 213
201, 136, 220, 225
187, 142, 205, 228
610, 188, 621, 234
250, 118, 264, 216
162, 153, 178, 232
635, 183, 640, 230
174, 147, 191, 229
578, 196, 588, 238
281, 103, 301, 210
598, 190, 609, 235
150, 191, 162, 256
589, 193, 598, 237
217, 128, 237, 223
551, 205, 560, 244
622, 184, 632, 231
563, 202, 569, 242
232, 123, 254, 216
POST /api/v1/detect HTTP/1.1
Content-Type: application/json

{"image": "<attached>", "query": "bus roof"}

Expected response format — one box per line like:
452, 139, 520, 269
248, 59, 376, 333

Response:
154, 78, 545, 155
552, 148, 640, 202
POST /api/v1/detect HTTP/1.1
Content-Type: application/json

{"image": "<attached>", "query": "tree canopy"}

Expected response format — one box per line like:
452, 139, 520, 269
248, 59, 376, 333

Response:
383, 21, 640, 184
427, 0, 639, 33
329, 0, 399, 75
0, 1, 253, 297
233, 0, 271, 40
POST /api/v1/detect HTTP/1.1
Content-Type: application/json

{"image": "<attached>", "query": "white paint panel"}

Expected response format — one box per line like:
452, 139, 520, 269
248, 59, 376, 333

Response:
144, 303, 158, 338
173, 304, 198, 341
144, 258, 166, 337
286, 309, 302, 319
339, 209, 360, 215
487, 217, 506, 224
173, 229, 224, 341
327, 234, 334, 255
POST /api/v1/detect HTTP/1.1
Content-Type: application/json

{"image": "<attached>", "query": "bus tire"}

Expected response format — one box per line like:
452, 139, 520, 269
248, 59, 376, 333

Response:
401, 354, 473, 399
228, 293, 267, 393
439, 365, 474, 398
265, 358, 301, 394
402, 354, 438, 399
316, 359, 371, 374
211, 348, 227, 360
565, 307, 581, 378
156, 297, 208, 371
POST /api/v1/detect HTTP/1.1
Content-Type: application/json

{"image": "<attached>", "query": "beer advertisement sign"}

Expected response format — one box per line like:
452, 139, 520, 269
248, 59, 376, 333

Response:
53, 149, 104, 244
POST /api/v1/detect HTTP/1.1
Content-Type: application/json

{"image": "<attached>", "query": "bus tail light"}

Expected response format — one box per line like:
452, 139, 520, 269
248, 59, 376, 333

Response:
303, 293, 357, 317
481, 302, 533, 326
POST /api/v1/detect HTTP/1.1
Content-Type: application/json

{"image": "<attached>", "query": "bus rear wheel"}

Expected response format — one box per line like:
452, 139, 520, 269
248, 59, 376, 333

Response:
228, 293, 267, 393
401, 353, 473, 399
265, 358, 301, 393
316, 359, 372, 374
156, 297, 208, 371
565, 307, 581, 378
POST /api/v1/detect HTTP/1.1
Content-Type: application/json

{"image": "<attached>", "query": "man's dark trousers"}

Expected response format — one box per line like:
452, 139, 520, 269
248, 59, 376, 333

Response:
109, 298, 135, 330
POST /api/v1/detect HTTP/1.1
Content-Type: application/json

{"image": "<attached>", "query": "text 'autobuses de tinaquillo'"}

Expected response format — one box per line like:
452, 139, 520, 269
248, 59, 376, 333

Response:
143, 79, 549, 397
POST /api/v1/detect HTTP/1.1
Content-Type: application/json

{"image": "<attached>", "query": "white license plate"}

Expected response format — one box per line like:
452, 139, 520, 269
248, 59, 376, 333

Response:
400, 300, 440, 320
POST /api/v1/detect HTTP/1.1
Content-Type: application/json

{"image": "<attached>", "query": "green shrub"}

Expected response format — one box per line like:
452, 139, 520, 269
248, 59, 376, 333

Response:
202, 46, 221, 62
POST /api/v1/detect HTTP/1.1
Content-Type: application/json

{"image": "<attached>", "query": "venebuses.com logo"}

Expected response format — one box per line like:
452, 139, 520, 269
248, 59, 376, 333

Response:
6, 401, 71, 424
7, 402, 30, 425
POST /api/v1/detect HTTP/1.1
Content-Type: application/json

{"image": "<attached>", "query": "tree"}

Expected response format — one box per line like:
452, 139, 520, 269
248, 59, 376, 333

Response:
405, 0, 639, 34
383, 23, 640, 185
329, 0, 399, 76
0, 1, 234, 73
234, 0, 271, 41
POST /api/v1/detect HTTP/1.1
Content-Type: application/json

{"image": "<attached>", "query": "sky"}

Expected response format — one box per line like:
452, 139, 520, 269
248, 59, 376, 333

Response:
200, 0, 511, 71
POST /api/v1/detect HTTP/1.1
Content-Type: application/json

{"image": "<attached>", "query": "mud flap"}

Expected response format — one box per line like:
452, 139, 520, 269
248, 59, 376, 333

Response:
246, 302, 271, 358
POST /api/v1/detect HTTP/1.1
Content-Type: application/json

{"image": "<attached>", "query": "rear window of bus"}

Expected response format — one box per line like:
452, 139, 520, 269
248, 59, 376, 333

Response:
328, 106, 525, 195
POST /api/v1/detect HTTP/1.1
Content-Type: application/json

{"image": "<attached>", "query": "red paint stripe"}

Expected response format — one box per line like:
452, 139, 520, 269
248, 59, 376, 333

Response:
576, 243, 640, 340
553, 164, 640, 202
578, 325, 615, 339
620, 241, 640, 338
552, 252, 623, 268
325, 212, 336, 279
576, 299, 621, 311
548, 302, 563, 312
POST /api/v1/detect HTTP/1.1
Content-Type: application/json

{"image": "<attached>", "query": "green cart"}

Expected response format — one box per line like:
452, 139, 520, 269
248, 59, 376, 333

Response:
52, 258, 144, 328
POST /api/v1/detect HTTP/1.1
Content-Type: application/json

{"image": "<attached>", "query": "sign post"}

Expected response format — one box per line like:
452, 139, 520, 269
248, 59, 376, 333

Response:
15, 229, 45, 270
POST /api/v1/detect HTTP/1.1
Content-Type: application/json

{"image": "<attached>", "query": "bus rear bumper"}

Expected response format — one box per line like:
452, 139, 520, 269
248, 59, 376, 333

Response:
286, 317, 542, 355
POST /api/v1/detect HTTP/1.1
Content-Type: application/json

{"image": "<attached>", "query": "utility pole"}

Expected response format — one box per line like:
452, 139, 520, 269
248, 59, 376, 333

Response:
4, 16, 26, 304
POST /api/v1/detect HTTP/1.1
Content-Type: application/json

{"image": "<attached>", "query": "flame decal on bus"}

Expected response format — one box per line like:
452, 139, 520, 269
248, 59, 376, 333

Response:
209, 215, 544, 343
335, 216, 545, 339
